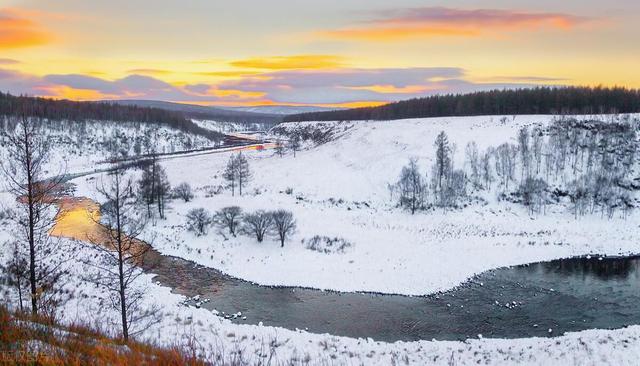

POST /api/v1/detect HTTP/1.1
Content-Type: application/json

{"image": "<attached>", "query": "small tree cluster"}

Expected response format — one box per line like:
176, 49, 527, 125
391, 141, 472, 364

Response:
137, 155, 171, 219
185, 206, 297, 247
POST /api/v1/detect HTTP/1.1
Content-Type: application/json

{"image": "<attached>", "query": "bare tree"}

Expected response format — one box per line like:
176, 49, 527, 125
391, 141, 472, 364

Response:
519, 177, 548, 215
242, 210, 272, 242
173, 182, 194, 202
214, 206, 242, 236
517, 126, 531, 181
275, 138, 285, 157
137, 153, 169, 219
0, 115, 67, 316
155, 166, 170, 219
396, 158, 427, 214
86, 164, 154, 341
480, 149, 494, 190
465, 141, 480, 189
531, 127, 544, 176
0, 240, 29, 312
495, 143, 518, 190
433, 131, 452, 195
185, 208, 211, 236
270, 210, 296, 247
235, 153, 251, 196
289, 133, 301, 157
223, 154, 238, 196
137, 158, 157, 218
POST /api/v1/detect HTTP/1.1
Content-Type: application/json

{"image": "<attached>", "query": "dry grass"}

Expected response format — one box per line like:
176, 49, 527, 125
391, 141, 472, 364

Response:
0, 305, 206, 365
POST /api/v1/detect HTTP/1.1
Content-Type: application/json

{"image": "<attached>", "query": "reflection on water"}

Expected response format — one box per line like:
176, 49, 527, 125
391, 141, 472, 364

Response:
540, 256, 637, 280
50, 196, 640, 342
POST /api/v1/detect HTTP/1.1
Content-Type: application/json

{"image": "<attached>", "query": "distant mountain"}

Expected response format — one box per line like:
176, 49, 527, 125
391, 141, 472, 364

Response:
284, 86, 640, 122
223, 105, 344, 115
108, 100, 283, 124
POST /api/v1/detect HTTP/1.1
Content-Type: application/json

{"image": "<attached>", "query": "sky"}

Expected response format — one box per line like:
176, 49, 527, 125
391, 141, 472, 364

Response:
0, 0, 638, 107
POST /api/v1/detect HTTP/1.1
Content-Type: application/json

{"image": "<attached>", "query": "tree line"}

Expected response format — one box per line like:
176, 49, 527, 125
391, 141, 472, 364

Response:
0, 92, 223, 141
285, 86, 640, 122
394, 115, 639, 219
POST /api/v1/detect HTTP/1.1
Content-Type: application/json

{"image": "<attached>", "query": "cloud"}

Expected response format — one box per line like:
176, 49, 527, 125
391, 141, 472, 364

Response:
230, 55, 346, 70
0, 8, 53, 49
126, 68, 173, 76
0, 58, 20, 65
217, 68, 467, 104
0, 66, 559, 107
322, 7, 592, 41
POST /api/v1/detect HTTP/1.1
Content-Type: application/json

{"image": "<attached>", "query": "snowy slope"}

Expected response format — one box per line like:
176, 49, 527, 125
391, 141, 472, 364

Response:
0, 119, 217, 176
4, 113, 640, 365
70, 113, 640, 296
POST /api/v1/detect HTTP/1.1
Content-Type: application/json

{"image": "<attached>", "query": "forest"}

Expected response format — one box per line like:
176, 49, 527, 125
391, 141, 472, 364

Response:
284, 86, 640, 122
0, 92, 223, 141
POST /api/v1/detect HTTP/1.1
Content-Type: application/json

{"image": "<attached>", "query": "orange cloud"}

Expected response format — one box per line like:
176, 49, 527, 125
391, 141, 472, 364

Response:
36, 85, 121, 101
127, 68, 173, 76
325, 26, 478, 41
194, 70, 263, 78
346, 84, 438, 94
230, 55, 345, 70
322, 7, 592, 41
0, 8, 53, 49
178, 99, 387, 108
205, 87, 266, 99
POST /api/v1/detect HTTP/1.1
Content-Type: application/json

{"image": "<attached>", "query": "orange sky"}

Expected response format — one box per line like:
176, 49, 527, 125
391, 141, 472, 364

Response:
0, 1, 638, 107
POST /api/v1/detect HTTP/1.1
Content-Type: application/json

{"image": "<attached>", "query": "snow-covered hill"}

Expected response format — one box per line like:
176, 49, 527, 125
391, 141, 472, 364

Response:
4, 113, 640, 365
0, 119, 218, 175
70, 113, 640, 296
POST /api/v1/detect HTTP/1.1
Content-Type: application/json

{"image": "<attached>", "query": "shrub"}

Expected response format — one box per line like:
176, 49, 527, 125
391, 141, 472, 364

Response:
185, 208, 212, 236
173, 182, 195, 202
303, 236, 353, 254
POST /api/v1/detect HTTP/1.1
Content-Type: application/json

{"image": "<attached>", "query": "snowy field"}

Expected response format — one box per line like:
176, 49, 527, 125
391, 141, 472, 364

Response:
3, 114, 640, 364
71, 114, 640, 296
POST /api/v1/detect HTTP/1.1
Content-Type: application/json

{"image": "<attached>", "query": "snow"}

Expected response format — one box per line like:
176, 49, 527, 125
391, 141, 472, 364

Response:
3, 113, 640, 364
72, 114, 640, 296
25, 119, 216, 175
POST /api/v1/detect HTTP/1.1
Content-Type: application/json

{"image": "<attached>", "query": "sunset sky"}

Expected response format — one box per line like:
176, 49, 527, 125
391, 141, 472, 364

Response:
1, 0, 638, 107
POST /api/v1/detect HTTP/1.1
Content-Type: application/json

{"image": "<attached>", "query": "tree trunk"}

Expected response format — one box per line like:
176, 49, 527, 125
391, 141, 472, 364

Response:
24, 125, 38, 316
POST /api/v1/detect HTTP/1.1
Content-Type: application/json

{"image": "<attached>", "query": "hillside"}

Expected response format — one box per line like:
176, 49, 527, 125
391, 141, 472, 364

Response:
0, 306, 204, 365
284, 86, 640, 122
67, 113, 640, 295
110, 100, 282, 127
2, 113, 640, 365
0, 93, 223, 141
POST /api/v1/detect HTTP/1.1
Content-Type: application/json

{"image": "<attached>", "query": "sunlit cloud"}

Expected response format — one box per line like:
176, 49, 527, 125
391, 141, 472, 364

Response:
0, 8, 53, 49
344, 84, 438, 94
230, 55, 346, 70
322, 7, 593, 41
0, 58, 20, 65
193, 70, 262, 78
127, 68, 173, 76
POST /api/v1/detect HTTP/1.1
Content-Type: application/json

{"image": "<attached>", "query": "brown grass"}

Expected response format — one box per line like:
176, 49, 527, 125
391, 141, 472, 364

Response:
0, 305, 206, 365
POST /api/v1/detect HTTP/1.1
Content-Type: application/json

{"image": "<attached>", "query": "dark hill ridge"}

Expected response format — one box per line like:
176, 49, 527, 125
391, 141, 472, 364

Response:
110, 99, 282, 125
284, 86, 640, 122
0, 92, 224, 141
